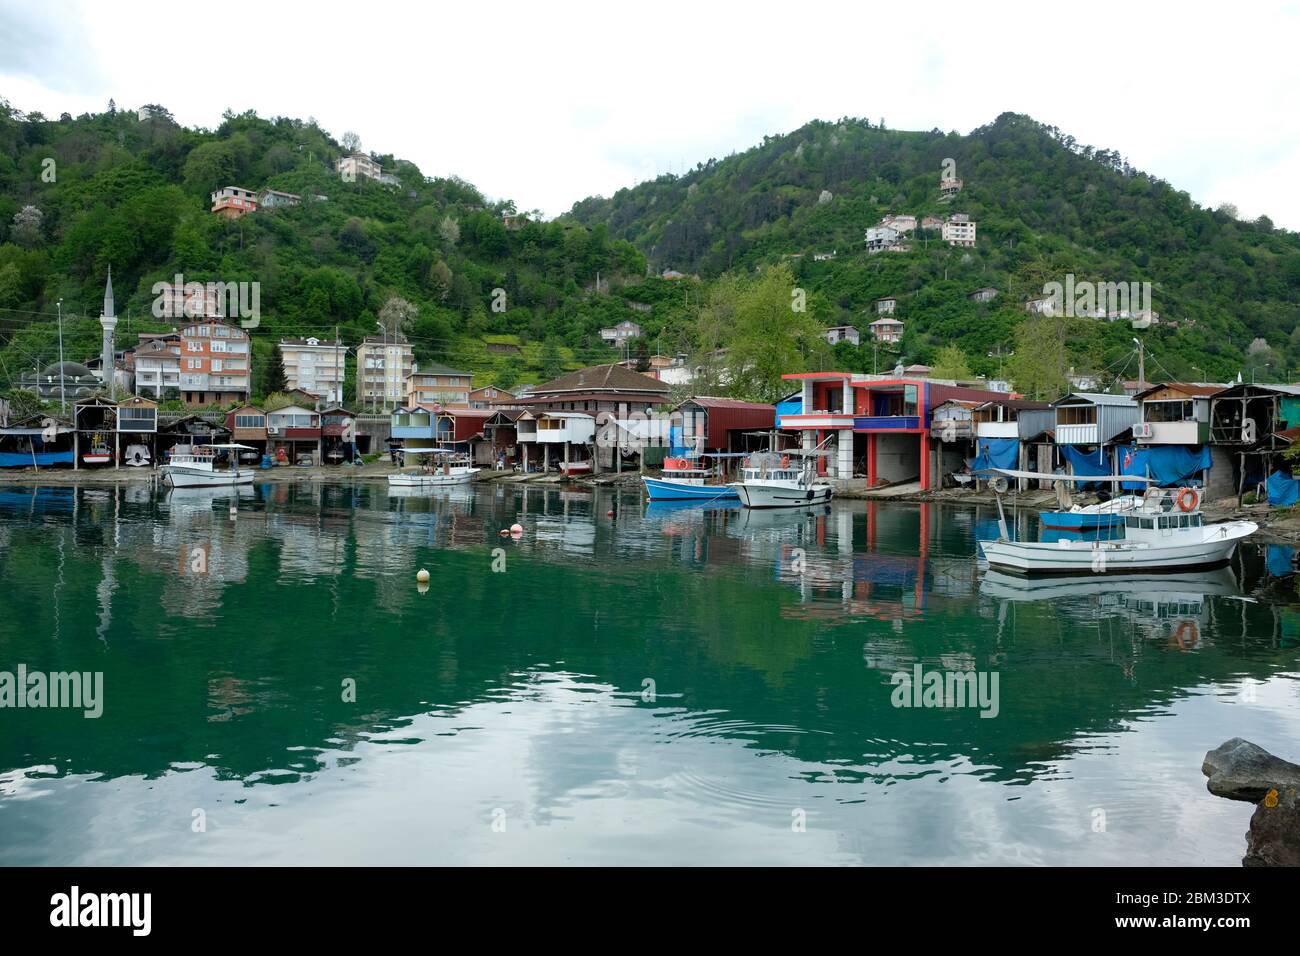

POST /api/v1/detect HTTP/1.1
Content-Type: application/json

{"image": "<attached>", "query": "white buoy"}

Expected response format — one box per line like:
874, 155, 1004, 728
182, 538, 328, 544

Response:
510, 523, 523, 535
416, 568, 430, 583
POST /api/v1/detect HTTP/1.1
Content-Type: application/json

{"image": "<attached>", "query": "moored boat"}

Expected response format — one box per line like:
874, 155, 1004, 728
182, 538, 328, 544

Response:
979, 469, 1255, 577
1037, 494, 1144, 530
642, 455, 741, 501
161, 443, 256, 488
729, 450, 833, 509
81, 433, 113, 465
387, 447, 479, 487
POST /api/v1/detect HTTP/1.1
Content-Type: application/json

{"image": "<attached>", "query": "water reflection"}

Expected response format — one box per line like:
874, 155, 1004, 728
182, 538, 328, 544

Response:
1, 482, 1298, 865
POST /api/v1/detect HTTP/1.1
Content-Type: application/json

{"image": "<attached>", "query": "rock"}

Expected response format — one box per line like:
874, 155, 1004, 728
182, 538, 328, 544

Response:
1244, 786, 1300, 867
1202, 737, 1300, 802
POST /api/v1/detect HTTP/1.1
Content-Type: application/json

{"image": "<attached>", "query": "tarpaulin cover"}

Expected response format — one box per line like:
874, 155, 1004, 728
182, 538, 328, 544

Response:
1060, 444, 1112, 487
970, 437, 1019, 474
0, 450, 74, 467
1267, 470, 1300, 507
1116, 444, 1211, 489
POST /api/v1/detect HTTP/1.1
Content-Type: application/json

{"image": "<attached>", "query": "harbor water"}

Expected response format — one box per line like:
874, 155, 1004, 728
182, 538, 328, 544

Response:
0, 481, 1297, 865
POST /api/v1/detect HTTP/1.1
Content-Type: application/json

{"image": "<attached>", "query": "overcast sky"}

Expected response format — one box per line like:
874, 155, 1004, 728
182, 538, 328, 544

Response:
3, 0, 1299, 228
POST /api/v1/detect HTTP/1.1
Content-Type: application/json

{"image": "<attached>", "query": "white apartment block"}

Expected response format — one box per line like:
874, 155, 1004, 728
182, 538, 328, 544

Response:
942, 215, 977, 247
279, 337, 347, 403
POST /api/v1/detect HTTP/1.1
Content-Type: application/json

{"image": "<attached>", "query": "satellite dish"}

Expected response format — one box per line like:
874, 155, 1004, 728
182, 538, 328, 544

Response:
990, 476, 1009, 494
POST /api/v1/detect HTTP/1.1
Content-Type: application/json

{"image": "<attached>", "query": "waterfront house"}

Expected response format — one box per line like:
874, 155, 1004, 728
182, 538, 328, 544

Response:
1209, 383, 1300, 498
156, 413, 231, 461
210, 186, 258, 219
515, 410, 596, 473
824, 325, 860, 346
673, 397, 775, 456
971, 398, 1055, 489
320, 406, 358, 464
433, 408, 494, 465
279, 337, 346, 404
226, 405, 268, 456
1126, 382, 1223, 491
483, 409, 523, 468
116, 395, 158, 465
1051, 392, 1140, 479
779, 372, 1015, 486
390, 405, 437, 444
405, 363, 473, 408
266, 404, 321, 465
73, 396, 118, 468
515, 363, 671, 418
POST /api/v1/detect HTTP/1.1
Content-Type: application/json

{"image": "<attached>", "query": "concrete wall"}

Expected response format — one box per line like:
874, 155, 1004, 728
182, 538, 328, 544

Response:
876, 433, 920, 483
1206, 444, 1237, 500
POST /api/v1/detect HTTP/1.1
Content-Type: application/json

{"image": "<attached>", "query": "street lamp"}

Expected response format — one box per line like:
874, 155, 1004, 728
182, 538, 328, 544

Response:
1250, 363, 1271, 384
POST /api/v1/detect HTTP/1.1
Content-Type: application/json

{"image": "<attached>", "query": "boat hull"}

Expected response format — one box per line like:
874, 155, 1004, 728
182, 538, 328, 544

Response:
979, 521, 1256, 576
642, 476, 739, 501
162, 466, 254, 488
730, 482, 834, 509
387, 469, 478, 487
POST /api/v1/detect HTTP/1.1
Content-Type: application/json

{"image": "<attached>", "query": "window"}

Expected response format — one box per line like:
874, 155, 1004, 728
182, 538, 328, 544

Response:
186, 341, 202, 351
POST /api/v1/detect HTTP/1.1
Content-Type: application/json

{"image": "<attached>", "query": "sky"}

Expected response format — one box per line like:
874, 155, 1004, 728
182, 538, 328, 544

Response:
2, 0, 1299, 228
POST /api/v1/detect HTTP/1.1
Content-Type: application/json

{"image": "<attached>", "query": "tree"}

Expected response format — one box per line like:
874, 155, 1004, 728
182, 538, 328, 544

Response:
1006, 316, 1070, 400
378, 296, 418, 340
263, 350, 287, 395
496, 356, 523, 389
10, 205, 43, 248
438, 215, 460, 246
539, 336, 565, 381
930, 345, 973, 380
341, 130, 361, 153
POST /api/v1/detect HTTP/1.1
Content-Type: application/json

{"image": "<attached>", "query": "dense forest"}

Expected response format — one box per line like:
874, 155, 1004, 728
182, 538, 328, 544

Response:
3, 102, 1299, 410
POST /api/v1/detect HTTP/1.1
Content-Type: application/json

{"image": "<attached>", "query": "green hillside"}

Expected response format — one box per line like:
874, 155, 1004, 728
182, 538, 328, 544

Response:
0, 99, 672, 404
568, 113, 1300, 390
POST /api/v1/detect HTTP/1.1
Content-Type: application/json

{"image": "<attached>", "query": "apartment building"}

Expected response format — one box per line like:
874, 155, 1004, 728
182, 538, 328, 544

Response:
404, 362, 473, 408
179, 321, 252, 406
355, 335, 414, 410
942, 214, 977, 247
279, 337, 347, 403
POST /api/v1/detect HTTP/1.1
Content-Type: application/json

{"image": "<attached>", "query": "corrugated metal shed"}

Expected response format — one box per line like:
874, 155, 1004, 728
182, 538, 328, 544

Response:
1052, 392, 1140, 444
676, 397, 775, 450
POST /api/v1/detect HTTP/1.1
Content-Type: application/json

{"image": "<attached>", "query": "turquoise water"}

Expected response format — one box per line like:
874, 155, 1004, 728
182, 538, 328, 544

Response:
0, 481, 1296, 865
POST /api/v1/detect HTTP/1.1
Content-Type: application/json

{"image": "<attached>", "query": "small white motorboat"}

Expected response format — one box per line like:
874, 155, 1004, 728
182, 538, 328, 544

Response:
978, 469, 1256, 576
387, 447, 479, 487
729, 450, 833, 509
161, 443, 256, 488
123, 443, 151, 467
82, 433, 113, 466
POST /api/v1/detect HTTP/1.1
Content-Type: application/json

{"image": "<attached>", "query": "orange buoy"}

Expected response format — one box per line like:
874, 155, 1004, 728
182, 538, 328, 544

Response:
1176, 487, 1198, 512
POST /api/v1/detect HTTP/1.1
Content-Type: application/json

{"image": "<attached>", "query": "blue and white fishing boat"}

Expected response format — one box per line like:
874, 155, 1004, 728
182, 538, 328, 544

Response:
642, 455, 741, 502
1038, 494, 1144, 531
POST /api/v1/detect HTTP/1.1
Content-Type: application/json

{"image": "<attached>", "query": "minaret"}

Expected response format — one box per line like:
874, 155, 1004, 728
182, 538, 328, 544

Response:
100, 266, 117, 398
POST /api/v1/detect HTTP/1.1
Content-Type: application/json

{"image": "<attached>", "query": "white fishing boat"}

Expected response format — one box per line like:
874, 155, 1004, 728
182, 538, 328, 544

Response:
81, 433, 113, 466
729, 449, 833, 509
387, 447, 480, 487
978, 469, 1256, 576
161, 443, 256, 488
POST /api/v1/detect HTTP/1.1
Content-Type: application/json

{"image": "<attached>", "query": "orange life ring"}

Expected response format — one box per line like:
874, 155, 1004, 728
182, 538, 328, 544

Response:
781, 455, 791, 468
276, 447, 287, 462
1176, 487, 1197, 512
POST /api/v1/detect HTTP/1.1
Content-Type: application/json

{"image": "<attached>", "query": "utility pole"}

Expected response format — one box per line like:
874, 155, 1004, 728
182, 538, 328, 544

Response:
57, 298, 66, 414
1132, 337, 1145, 388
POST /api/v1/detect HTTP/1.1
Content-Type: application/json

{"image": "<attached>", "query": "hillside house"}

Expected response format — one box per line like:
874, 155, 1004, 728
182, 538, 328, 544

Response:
824, 326, 861, 346
210, 186, 258, 219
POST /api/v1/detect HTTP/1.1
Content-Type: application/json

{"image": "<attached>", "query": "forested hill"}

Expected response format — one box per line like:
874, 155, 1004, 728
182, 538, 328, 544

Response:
0, 100, 655, 401
568, 113, 1300, 386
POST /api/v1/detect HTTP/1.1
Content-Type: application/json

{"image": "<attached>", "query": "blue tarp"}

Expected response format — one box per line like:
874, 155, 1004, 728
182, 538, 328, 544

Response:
1116, 444, 1211, 490
1059, 445, 1112, 487
1267, 471, 1300, 507
970, 437, 1019, 474
0, 450, 74, 468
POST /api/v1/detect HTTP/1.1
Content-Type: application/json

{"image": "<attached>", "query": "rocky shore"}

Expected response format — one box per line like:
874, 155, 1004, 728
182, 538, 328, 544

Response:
1203, 738, 1300, 866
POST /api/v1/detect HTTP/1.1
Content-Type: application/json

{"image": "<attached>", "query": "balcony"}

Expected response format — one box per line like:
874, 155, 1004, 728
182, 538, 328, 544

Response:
1056, 423, 1099, 445
854, 415, 922, 431
782, 412, 855, 430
